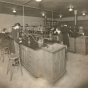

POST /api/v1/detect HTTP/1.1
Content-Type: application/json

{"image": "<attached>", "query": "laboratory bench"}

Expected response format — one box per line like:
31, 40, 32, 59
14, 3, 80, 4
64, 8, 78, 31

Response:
69, 36, 88, 55
20, 42, 67, 84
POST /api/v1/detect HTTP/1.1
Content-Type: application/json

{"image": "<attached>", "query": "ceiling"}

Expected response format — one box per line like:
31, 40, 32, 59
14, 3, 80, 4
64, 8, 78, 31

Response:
0, 0, 88, 18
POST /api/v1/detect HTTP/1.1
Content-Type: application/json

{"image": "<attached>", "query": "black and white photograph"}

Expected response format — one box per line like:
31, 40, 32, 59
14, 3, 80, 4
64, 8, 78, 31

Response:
0, 0, 88, 88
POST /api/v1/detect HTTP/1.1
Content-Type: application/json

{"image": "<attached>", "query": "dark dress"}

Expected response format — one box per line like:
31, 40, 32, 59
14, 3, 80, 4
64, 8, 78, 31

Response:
10, 28, 19, 53
61, 27, 69, 47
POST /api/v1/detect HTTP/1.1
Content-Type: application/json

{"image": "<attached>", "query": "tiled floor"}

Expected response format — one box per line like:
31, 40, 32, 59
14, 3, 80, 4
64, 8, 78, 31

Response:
0, 52, 88, 88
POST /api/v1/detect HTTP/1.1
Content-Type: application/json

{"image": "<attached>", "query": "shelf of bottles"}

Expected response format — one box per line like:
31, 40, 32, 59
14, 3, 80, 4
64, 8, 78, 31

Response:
29, 30, 49, 38
44, 20, 58, 29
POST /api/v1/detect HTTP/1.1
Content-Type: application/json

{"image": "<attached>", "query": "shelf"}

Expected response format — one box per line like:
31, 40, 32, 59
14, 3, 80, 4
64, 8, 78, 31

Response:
44, 20, 58, 28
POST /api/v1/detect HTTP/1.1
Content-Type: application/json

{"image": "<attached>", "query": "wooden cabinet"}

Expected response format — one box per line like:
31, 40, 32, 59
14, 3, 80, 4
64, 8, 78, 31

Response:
20, 45, 27, 67
20, 45, 41, 77
76, 36, 88, 55
20, 44, 67, 84
27, 48, 36, 76
69, 37, 76, 52
42, 44, 66, 83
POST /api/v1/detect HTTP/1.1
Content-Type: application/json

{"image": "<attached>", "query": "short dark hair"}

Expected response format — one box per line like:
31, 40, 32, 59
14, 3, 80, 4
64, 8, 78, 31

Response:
3, 28, 7, 31
14, 23, 21, 27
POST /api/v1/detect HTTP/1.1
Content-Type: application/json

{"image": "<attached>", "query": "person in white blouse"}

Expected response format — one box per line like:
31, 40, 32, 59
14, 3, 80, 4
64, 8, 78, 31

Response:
55, 27, 63, 43
2, 28, 7, 34
79, 26, 84, 36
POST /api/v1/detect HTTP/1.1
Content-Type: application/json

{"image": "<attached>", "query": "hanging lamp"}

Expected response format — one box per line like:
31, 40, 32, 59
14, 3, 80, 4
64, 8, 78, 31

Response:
36, 0, 42, 2
69, 6, 73, 11
13, 9, 16, 13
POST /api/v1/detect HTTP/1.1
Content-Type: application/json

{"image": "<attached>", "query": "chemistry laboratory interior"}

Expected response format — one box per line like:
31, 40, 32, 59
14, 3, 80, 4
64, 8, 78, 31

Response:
0, 0, 88, 88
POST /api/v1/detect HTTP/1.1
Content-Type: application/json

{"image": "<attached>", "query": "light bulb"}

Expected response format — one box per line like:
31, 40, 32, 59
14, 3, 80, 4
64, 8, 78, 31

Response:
69, 7, 73, 11
42, 12, 45, 16
13, 9, 16, 13
36, 0, 41, 2
59, 14, 62, 18
64, 24, 67, 27
82, 12, 86, 16
42, 13, 45, 16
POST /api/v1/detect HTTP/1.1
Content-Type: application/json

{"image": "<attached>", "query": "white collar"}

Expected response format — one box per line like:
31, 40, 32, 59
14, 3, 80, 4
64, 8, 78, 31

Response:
2, 31, 5, 33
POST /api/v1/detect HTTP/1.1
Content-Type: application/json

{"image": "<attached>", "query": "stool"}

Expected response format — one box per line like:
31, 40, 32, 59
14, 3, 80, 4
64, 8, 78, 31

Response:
7, 54, 23, 81
0, 47, 10, 62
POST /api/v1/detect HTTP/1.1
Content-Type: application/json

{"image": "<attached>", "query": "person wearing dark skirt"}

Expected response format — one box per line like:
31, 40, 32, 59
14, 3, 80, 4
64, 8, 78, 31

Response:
10, 23, 21, 54
61, 25, 69, 47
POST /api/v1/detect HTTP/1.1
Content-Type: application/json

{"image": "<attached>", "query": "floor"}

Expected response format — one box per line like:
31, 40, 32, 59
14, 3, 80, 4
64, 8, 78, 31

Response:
0, 52, 88, 88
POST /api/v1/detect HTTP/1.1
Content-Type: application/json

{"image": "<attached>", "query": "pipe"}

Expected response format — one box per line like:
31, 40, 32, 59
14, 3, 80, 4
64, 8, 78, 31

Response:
74, 10, 77, 26
52, 11, 53, 27
23, 0, 32, 5
0, 0, 57, 13
23, 5, 25, 31
74, 15, 77, 25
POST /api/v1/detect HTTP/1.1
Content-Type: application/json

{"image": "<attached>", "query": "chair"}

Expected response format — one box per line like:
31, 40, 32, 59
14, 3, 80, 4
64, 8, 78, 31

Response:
6, 40, 23, 81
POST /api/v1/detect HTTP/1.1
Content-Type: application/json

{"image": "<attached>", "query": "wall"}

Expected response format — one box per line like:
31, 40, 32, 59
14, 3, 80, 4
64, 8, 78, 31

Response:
0, 14, 44, 32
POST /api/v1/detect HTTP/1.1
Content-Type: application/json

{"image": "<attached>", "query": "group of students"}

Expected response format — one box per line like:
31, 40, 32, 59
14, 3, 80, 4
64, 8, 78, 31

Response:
50, 25, 69, 47
50, 25, 84, 48
0, 23, 21, 54
0, 23, 84, 52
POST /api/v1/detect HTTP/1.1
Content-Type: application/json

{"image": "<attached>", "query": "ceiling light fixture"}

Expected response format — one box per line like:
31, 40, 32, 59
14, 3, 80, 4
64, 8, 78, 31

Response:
42, 13, 45, 16
13, 9, 16, 13
41, 12, 45, 16
36, 0, 42, 2
59, 14, 62, 18
82, 12, 86, 16
69, 7, 73, 11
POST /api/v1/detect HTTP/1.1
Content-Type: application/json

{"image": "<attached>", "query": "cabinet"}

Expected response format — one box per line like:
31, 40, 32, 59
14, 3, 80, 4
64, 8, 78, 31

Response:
69, 37, 76, 52
76, 36, 88, 55
20, 45, 41, 77
20, 44, 67, 84
20, 45, 27, 67
42, 44, 66, 83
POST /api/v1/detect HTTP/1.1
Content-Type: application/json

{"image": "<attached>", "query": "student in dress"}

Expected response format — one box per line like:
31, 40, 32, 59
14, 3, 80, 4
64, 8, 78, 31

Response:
11, 23, 21, 54
78, 26, 84, 36
61, 24, 69, 47
55, 26, 63, 44
68, 26, 73, 37
50, 26, 63, 43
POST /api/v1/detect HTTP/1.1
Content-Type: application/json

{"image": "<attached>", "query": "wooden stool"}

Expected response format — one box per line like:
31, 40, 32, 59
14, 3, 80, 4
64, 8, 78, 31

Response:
7, 54, 22, 81
0, 47, 10, 62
